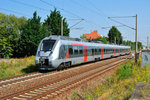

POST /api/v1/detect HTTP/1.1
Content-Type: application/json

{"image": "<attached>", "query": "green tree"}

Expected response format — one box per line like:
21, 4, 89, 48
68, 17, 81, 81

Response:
123, 40, 142, 51
80, 34, 86, 39
0, 39, 13, 58
97, 36, 108, 44
19, 11, 43, 56
108, 26, 123, 44
0, 13, 27, 57
43, 8, 70, 36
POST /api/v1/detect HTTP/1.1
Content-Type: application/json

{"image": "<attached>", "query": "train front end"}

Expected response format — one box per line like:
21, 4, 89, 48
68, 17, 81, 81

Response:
35, 37, 58, 70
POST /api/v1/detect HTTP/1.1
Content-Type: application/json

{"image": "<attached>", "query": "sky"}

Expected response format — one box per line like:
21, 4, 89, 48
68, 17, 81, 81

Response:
1, 0, 150, 46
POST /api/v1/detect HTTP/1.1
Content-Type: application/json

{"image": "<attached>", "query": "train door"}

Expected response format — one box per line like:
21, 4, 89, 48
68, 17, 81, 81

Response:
59, 45, 66, 59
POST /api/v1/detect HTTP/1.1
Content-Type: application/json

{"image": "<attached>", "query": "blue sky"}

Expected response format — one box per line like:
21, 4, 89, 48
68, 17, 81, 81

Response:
1, 0, 150, 46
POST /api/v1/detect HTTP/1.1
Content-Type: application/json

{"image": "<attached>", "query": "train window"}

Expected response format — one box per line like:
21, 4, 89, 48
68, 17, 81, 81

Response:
106, 49, 108, 54
106, 49, 107, 54
59, 45, 65, 59
107, 49, 109, 54
40, 39, 56, 51
108, 49, 110, 54
103, 49, 105, 54
87, 47, 92, 56
95, 48, 98, 55
104, 49, 106, 54
79, 46, 83, 54
68, 45, 73, 55
103, 49, 106, 54
74, 46, 78, 55
99, 48, 101, 54
92, 48, 94, 55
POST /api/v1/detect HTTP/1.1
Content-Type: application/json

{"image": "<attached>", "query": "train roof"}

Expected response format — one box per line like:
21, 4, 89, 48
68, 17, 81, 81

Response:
43, 35, 130, 48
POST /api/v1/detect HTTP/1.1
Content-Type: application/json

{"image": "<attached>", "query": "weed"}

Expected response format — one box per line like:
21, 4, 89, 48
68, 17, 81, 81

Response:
118, 62, 133, 80
79, 58, 150, 99
73, 91, 77, 100
0, 56, 36, 79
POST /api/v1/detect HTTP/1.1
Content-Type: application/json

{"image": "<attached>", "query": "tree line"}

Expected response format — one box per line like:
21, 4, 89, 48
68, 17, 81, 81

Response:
108, 26, 142, 50
0, 8, 70, 58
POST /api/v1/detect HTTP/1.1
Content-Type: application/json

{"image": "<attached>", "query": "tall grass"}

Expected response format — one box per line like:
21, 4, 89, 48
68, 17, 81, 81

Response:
72, 58, 150, 100
0, 56, 36, 79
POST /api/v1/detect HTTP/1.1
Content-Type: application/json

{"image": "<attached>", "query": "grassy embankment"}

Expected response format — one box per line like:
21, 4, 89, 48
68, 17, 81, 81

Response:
0, 56, 36, 79
73, 58, 150, 100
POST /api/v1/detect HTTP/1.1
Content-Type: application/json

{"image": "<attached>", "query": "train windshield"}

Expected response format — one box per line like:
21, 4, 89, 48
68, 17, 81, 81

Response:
40, 39, 56, 51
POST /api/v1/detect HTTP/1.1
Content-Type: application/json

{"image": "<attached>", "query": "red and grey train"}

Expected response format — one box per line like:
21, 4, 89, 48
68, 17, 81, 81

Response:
35, 35, 130, 70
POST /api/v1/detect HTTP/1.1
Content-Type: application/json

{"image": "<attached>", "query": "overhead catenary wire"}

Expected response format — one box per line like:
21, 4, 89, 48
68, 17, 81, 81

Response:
72, 0, 111, 26
108, 17, 136, 30
101, 25, 125, 29
8, 0, 49, 12
40, 0, 82, 19
108, 16, 136, 18
0, 8, 29, 17
40, 0, 103, 30
69, 19, 84, 29
86, 0, 109, 17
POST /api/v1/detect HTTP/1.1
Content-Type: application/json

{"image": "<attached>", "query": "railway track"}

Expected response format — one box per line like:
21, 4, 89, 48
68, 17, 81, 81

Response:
0, 56, 128, 100
0, 72, 42, 87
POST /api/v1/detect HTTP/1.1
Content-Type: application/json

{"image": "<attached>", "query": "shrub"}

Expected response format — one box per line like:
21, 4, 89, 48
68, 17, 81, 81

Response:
118, 62, 133, 80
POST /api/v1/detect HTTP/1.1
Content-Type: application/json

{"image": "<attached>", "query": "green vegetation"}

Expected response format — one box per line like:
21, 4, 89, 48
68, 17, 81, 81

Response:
123, 40, 142, 51
0, 13, 27, 58
108, 26, 123, 44
80, 34, 86, 39
97, 36, 109, 44
72, 58, 150, 100
43, 8, 70, 36
0, 8, 70, 58
19, 11, 44, 57
73, 91, 78, 100
0, 56, 36, 79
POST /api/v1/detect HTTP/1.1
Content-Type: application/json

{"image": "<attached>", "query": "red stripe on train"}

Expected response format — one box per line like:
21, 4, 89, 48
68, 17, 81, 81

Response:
66, 45, 69, 59
101, 46, 103, 59
114, 47, 116, 56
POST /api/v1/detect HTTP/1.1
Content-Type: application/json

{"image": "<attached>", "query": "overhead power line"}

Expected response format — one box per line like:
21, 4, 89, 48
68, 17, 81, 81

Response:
108, 15, 138, 63
40, 0, 82, 19
40, 0, 103, 29
101, 25, 125, 29
69, 19, 84, 29
108, 16, 135, 18
72, 0, 110, 26
86, 0, 108, 17
0, 8, 29, 17
8, 0, 49, 12
108, 17, 136, 30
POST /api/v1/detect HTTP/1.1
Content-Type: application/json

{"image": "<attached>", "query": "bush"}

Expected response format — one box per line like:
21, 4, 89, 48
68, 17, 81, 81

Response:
118, 61, 133, 80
